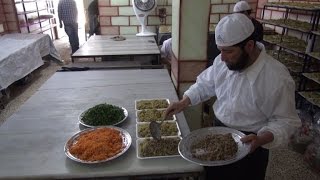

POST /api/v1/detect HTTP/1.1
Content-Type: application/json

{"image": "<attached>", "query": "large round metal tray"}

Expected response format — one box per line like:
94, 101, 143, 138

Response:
178, 127, 251, 166
79, 106, 128, 128
64, 126, 132, 164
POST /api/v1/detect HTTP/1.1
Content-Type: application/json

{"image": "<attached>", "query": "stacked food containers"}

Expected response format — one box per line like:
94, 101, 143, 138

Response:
135, 98, 182, 159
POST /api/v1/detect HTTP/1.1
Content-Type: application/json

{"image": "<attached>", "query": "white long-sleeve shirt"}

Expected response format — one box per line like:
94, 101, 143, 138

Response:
184, 42, 301, 149
160, 38, 172, 59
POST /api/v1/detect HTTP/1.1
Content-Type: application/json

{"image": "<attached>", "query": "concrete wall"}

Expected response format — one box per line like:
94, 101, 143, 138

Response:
97, 0, 259, 35
1, 0, 19, 34
98, 0, 172, 35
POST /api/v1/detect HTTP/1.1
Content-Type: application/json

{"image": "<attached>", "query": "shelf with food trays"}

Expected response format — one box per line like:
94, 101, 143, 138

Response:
16, 8, 47, 15
18, 14, 54, 27
20, 19, 53, 33
14, 0, 57, 40
298, 56, 320, 88
260, 19, 312, 33
262, 2, 320, 34
30, 23, 57, 34
19, 19, 48, 27
15, 0, 49, 4
298, 91, 320, 108
263, 2, 320, 11
308, 52, 320, 61
302, 73, 320, 85
298, 63, 320, 107
264, 34, 308, 55
312, 31, 320, 36
261, 1, 320, 97
267, 50, 304, 75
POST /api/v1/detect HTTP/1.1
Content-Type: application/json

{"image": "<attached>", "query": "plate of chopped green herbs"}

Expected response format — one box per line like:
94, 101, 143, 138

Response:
79, 103, 128, 128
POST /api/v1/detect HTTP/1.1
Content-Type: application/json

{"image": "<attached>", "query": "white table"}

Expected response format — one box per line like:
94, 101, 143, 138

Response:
0, 69, 203, 179
71, 35, 160, 65
0, 33, 61, 90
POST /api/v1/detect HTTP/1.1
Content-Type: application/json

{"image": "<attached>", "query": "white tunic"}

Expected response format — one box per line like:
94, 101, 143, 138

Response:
160, 38, 172, 59
184, 43, 301, 149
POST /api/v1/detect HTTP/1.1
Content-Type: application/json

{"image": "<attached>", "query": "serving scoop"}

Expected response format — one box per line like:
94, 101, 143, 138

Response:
149, 116, 165, 140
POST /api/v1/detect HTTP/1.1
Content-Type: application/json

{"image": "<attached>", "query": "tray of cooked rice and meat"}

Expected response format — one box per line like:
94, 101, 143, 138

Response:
178, 127, 251, 166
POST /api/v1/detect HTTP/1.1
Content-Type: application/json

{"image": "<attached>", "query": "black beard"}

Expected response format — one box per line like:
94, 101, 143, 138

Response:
226, 50, 250, 71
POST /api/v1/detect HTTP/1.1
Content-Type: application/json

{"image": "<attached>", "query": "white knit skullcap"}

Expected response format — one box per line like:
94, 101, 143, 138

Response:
215, 13, 254, 47
233, 1, 252, 13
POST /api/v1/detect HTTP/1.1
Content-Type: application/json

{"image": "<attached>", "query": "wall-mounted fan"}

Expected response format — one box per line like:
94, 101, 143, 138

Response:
132, 0, 157, 36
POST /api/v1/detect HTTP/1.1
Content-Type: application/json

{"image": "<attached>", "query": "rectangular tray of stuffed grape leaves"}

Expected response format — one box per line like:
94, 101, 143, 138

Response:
135, 98, 170, 110
136, 136, 181, 159
135, 108, 176, 123
136, 121, 181, 138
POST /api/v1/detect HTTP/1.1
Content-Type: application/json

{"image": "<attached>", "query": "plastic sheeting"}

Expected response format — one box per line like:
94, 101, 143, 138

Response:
0, 33, 61, 90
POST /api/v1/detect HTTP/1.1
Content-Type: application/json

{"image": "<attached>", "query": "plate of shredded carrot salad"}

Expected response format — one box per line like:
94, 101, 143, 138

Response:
64, 126, 132, 164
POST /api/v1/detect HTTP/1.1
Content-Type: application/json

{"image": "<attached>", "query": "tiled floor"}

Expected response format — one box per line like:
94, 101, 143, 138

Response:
0, 35, 319, 180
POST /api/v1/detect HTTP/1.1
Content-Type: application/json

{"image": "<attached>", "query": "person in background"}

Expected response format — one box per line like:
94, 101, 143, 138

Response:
87, 0, 100, 36
165, 13, 300, 179
58, 0, 79, 54
233, 0, 264, 41
160, 38, 172, 74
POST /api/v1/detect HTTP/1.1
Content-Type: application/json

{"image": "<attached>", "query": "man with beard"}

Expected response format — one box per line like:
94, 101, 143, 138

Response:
165, 13, 300, 179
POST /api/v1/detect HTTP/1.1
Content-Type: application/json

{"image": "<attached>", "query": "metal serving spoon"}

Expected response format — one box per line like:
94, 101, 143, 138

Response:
149, 115, 165, 140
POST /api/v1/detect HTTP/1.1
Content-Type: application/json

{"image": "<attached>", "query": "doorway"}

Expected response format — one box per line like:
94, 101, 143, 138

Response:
53, 0, 86, 45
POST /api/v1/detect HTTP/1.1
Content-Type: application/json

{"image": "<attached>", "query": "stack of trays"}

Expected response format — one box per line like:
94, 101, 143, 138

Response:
135, 98, 182, 159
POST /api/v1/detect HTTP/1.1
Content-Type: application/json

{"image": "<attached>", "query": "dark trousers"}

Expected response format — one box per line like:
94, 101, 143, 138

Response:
205, 119, 269, 180
89, 15, 100, 36
64, 23, 79, 54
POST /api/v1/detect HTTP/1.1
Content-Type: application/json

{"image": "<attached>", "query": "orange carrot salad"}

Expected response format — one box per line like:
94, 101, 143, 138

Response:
69, 128, 123, 161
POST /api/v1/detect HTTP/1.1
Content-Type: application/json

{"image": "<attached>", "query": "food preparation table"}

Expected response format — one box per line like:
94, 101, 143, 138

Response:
0, 69, 203, 179
0, 33, 61, 90
71, 35, 160, 66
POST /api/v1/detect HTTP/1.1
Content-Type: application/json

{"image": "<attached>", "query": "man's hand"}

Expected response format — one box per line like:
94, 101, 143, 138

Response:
240, 131, 274, 153
164, 96, 191, 118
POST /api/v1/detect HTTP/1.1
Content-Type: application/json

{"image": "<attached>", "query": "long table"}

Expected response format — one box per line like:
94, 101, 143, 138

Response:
0, 33, 61, 90
0, 69, 203, 179
71, 35, 160, 65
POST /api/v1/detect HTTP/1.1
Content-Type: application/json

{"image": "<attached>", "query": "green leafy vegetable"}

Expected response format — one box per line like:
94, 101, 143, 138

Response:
81, 103, 125, 126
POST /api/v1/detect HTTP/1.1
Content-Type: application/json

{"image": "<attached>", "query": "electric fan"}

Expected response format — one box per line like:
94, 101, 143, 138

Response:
132, 0, 157, 36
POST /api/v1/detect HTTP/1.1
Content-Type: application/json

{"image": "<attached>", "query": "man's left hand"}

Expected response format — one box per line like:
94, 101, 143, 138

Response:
240, 131, 274, 153
240, 134, 260, 153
